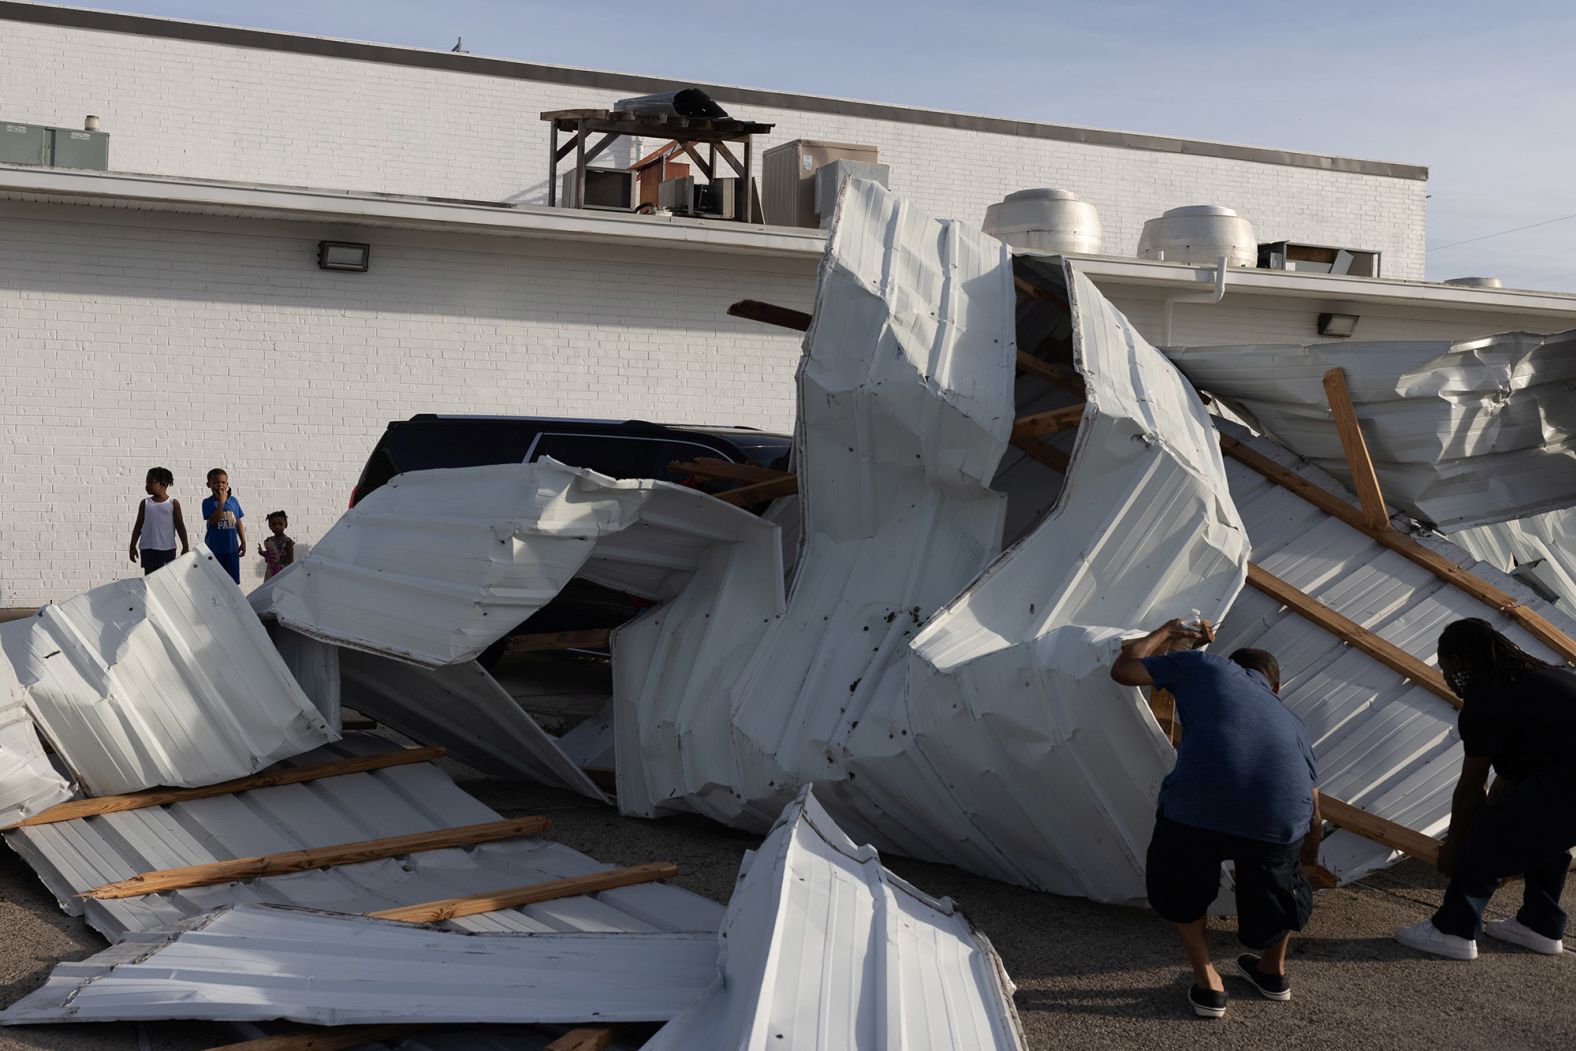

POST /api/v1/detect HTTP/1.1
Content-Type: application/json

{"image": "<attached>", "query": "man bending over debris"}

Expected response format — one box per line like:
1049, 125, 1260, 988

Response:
1110, 620, 1322, 1019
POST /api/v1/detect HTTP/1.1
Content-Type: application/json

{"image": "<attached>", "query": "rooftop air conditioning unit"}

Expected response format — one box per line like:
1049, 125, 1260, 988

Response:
658, 176, 737, 219
559, 167, 637, 211
1258, 240, 1381, 278
763, 139, 879, 228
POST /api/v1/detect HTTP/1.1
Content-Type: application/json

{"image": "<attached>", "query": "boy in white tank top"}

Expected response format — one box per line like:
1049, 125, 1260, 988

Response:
128, 466, 190, 574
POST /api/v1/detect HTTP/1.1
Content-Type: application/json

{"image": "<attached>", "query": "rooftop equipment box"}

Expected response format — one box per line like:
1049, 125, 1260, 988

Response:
0, 122, 109, 170
1, 122, 48, 166
763, 139, 878, 228
559, 167, 637, 211
49, 127, 109, 170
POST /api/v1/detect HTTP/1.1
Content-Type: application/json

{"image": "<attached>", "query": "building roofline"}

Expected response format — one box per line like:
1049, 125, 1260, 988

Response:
0, 1, 1429, 182
0, 163, 828, 259
7, 164, 1572, 319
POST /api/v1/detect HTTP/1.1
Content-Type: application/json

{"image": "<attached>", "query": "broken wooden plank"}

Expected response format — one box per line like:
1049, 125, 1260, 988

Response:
6, 747, 448, 829
1009, 433, 1071, 472
713, 474, 800, 506
1245, 563, 1458, 707
205, 1026, 436, 1051
669, 457, 789, 484
367, 862, 680, 923
1014, 351, 1085, 395
1322, 367, 1391, 531
84, 816, 552, 900
726, 299, 810, 332
1320, 794, 1440, 867
507, 628, 613, 654
1010, 405, 1085, 442
1222, 434, 1576, 666
583, 766, 618, 795
546, 1027, 643, 1051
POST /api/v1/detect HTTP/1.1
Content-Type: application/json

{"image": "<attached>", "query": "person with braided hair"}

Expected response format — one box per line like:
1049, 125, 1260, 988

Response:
1397, 618, 1576, 959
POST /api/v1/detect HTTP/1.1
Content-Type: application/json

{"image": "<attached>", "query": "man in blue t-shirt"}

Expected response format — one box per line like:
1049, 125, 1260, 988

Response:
1111, 618, 1322, 1020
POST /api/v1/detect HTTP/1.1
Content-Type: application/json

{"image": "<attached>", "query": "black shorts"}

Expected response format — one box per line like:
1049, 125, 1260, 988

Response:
141, 548, 178, 574
1146, 813, 1313, 950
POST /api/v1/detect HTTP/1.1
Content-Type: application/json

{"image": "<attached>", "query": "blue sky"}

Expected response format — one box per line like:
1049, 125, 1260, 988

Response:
59, 1, 1576, 289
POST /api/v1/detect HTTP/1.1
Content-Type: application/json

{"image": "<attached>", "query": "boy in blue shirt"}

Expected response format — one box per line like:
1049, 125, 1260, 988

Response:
202, 467, 247, 583
1111, 618, 1323, 1020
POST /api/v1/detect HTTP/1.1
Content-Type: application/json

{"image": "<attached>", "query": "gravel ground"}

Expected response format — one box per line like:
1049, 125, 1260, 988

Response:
2, 654, 1572, 1049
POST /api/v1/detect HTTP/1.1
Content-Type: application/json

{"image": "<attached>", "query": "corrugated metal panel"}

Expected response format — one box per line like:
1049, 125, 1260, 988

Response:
1165, 331, 1576, 532
0, 904, 718, 1026
0, 669, 72, 825
3, 735, 723, 942
614, 181, 1249, 902
1454, 508, 1576, 611
250, 460, 775, 667
0, 548, 337, 794
646, 788, 1026, 1051
1209, 420, 1576, 881
338, 649, 608, 802
268, 623, 341, 726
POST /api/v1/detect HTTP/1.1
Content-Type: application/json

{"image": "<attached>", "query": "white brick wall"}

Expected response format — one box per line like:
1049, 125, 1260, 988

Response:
0, 202, 813, 605
0, 20, 1427, 277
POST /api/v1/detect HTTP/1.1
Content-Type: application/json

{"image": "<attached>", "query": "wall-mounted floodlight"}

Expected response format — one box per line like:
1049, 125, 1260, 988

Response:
1317, 312, 1359, 338
317, 241, 370, 272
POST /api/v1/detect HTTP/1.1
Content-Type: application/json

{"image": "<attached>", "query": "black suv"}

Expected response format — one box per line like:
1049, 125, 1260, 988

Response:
350, 415, 792, 507
350, 416, 794, 663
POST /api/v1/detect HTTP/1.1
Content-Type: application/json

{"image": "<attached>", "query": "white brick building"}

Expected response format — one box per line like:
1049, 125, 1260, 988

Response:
3, 3, 1575, 605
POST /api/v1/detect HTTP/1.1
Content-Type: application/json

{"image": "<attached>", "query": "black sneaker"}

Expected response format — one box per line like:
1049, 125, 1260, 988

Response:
1236, 953, 1291, 1001
1189, 984, 1228, 1018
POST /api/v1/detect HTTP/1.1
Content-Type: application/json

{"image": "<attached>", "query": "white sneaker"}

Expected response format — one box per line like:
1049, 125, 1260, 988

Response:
1484, 917, 1565, 955
1396, 919, 1478, 960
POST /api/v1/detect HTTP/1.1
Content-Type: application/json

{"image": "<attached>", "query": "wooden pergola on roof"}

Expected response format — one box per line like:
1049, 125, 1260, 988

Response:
540, 107, 775, 221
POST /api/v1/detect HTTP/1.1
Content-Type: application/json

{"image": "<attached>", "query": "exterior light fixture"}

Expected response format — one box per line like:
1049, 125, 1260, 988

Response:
1317, 312, 1359, 338
317, 241, 371, 272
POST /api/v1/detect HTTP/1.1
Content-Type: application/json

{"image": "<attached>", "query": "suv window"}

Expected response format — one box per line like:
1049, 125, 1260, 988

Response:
528, 433, 732, 483
387, 422, 536, 472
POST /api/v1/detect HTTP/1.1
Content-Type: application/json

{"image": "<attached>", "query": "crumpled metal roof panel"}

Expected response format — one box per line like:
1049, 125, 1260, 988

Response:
1454, 508, 1576, 612
0, 549, 336, 794
614, 181, 1249, 902
338, 649, 608, 802
250, 460, 775, 666
3, 736, 723, 942
646, 787, 1026, 1051
0, 681, 71, 826
0, 904, 719, 1026
1165, 331, 1576, 532
1211, 422, 1576, 881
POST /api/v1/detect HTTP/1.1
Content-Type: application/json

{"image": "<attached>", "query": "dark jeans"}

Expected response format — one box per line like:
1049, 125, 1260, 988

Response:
1433, 761, 1576, 941
140, 548, 177, 574
211, 548, 241, 583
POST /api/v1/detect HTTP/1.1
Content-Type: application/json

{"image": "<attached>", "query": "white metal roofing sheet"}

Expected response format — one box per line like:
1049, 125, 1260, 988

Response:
1454, 507, 1576, 612
337, 648, 608, 802
0, 548, 336, 795
0, 904, 718, 1026
613, 180, 1248, 902
3, 735, 723, 943
0, 669, 71, 826
249, 459, 775, 666
646, 787, 1025, 1051
1209, 420, 1576, 881
1164, 331, 1576, 532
